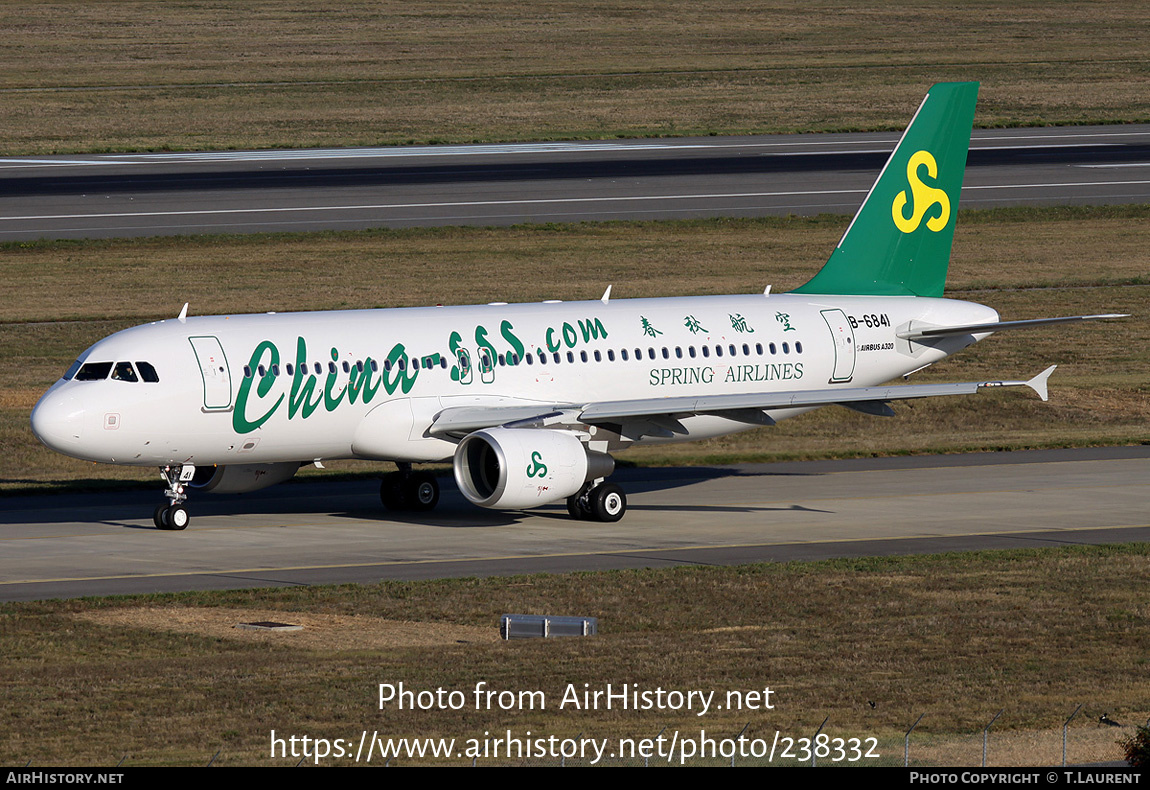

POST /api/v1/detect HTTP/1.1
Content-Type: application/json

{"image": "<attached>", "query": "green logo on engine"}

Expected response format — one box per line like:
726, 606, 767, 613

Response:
526, 451, 548, 478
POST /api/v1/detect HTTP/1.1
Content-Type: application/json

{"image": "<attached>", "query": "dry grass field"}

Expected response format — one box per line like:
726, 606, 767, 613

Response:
0, 1, 1146, 153
2, 545, 1147, 765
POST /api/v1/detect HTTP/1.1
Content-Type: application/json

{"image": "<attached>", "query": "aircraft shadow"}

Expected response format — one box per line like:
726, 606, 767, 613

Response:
1, 465, 823, 527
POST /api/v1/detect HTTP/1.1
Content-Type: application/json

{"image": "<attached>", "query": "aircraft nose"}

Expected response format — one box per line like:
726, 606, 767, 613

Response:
30, 385, 87, 453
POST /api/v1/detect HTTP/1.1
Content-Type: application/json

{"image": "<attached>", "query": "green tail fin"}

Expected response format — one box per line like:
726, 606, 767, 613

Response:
792, 81, 979, 298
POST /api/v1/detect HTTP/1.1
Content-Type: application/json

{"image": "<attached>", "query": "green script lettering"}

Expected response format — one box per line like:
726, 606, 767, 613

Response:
288, 337, 323, 420
233, 341, 284, 434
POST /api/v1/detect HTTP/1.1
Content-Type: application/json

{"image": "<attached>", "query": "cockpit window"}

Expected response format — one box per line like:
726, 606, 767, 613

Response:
63, 360, 82, 381
74, 361, 113, 381
111, 362, 138, 382
136, 362, 159, 383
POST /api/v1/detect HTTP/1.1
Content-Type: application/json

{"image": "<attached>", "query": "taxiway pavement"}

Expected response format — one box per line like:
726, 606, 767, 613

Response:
3, 446, 1147, 601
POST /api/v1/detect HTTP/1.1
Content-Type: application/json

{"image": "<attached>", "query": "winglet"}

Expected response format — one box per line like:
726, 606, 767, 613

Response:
178, 303, 189, 323
1026, 365, 1057, 402
601, 285, 612, 304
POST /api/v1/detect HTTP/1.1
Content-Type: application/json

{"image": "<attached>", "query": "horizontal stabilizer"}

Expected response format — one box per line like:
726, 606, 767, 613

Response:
898, 314, 1128, 341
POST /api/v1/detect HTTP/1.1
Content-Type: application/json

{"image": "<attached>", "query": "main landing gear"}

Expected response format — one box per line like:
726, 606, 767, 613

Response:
380, 464, 440, 512
566, 481, 627, 522
154, 464, 193, 530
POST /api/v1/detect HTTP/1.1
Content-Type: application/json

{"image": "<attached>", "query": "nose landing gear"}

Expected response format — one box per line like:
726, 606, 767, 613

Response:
153, 465, 193, 530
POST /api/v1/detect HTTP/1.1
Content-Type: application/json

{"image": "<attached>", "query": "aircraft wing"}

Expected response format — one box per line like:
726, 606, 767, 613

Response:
428, 404, 581, 436
429, 366, 1056, 440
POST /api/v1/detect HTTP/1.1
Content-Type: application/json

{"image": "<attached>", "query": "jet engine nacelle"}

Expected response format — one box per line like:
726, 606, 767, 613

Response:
453, 428, 614, 510
189, 462, 302, 494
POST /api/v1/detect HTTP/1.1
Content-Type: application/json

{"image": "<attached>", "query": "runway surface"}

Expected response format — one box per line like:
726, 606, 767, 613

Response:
0, 126, 1147, 239
3, 446, 1148, 602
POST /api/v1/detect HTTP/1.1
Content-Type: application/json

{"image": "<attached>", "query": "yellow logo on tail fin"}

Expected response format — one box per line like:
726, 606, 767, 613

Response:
892, 150, 950, 233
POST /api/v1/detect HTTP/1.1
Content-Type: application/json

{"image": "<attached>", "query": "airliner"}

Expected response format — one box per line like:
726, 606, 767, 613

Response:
30, 82, 1123, 529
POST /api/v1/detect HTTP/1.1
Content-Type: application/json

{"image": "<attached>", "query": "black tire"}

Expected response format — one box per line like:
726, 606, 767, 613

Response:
167, 504, 190, 530
566, 494, 585, 520
589, 483, 626, 522
154, 503, 171, 530
380, 472, 408, 510
408, 471, 440, 512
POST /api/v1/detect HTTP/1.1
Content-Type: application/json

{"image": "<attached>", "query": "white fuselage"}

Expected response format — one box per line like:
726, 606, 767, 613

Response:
31, 292, 997, 469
